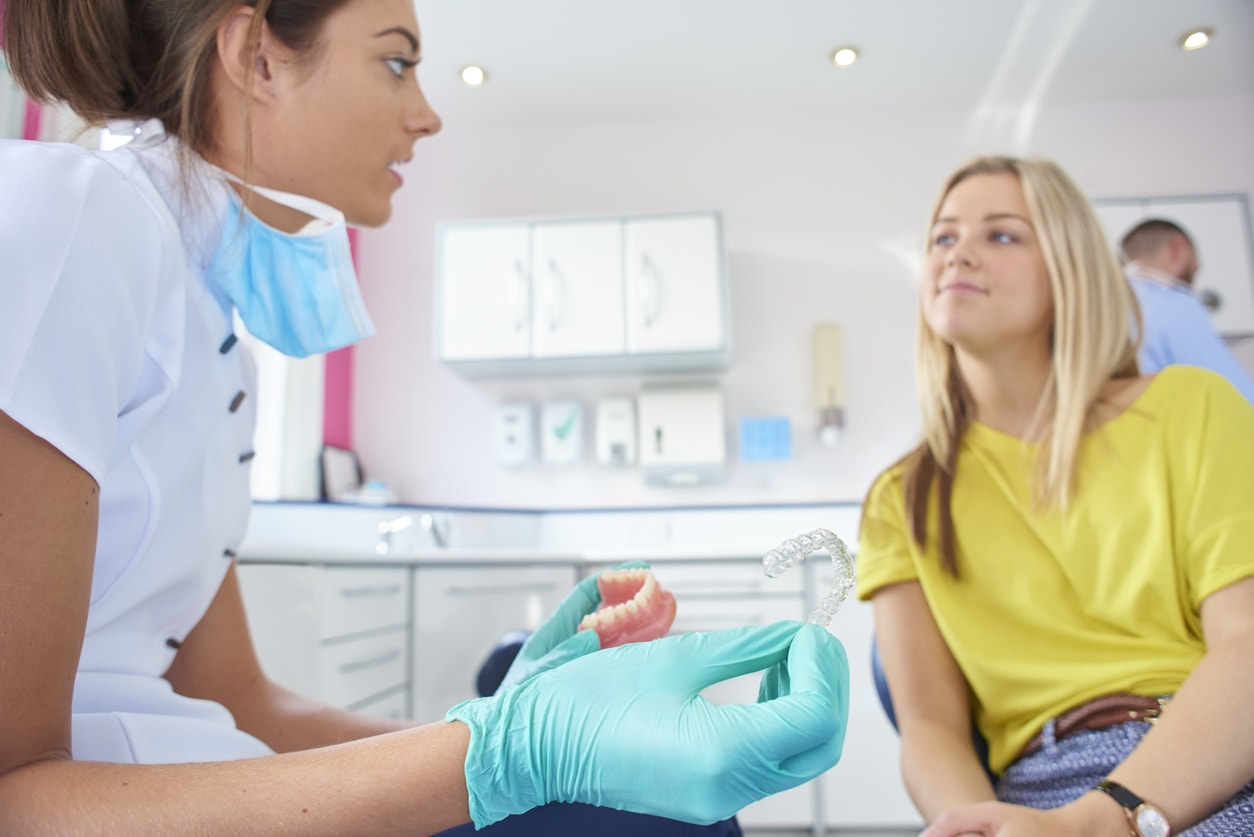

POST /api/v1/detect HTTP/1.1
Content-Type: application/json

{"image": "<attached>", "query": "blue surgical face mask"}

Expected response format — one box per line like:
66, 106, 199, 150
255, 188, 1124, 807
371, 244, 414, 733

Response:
208, 178, 375, 358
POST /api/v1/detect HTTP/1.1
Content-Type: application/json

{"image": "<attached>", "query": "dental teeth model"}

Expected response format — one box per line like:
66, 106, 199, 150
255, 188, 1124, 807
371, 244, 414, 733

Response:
578, 567, 678, 648
762, 528, 855, 627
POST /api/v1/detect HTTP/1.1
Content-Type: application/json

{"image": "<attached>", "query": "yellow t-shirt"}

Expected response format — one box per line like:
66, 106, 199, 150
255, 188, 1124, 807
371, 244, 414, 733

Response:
857, 366, 1254, 774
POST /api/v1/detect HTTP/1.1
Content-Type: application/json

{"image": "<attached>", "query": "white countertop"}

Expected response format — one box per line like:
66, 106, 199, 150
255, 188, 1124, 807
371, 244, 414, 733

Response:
236, 544, 772, 565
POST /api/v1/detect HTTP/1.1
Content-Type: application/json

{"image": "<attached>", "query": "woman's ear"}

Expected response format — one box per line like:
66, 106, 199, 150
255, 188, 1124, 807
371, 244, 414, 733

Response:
215, 5, 283, 104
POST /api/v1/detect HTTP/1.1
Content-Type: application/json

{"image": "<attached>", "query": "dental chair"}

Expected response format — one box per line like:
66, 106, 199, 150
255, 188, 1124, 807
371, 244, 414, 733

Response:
432, 631, 745, 837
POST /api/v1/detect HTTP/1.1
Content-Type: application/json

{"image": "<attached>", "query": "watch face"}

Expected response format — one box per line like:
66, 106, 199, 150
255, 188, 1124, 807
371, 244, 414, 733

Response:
1136, 806, 1171, 837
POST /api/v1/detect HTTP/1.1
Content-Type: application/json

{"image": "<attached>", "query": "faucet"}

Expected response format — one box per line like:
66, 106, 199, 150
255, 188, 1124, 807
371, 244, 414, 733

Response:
420, 512, 451, 548
375, 514, 413, 555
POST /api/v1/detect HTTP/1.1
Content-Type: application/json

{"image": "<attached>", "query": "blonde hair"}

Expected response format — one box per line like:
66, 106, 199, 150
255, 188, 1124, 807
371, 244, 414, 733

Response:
902, 156, 1141, 574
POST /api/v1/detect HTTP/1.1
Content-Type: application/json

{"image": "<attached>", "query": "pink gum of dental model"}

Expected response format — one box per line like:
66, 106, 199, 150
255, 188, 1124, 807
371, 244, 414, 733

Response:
577, 568, 678, 648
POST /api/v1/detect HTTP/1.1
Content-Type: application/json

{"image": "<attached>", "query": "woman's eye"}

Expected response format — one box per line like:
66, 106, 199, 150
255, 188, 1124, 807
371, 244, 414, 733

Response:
991, 231, 1017, 244
933, 233, 956, 247
385, 58, 415, 78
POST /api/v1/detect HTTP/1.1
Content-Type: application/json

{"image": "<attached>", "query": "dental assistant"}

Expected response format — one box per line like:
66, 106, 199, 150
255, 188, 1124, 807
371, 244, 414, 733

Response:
0, 1, 849, 833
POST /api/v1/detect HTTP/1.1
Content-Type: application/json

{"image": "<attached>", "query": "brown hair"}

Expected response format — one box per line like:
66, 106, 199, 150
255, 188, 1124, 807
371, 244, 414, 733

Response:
2, 0, 349, 157
1120, 217, 1193, 264
886, 156, 1139, 575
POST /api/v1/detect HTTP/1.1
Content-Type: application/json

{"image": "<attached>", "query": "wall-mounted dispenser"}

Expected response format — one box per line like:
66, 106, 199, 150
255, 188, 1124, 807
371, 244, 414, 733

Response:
541, 400, 584, 464
814, 324, 845, 446
637, 384, 726, 486
493, 402, 535, 466
595, 397, 637, 466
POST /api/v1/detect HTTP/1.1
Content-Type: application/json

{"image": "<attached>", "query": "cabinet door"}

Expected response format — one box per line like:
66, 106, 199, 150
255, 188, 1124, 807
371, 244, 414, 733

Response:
411, 564, 578, 722
810, 564, 922, 830
531, 220, 626, 357
625, 215, 726, 354
238, 563, 413, 716
437, 224, 532, 360
237, 564, 323, 699
1145, 198, 1254, 336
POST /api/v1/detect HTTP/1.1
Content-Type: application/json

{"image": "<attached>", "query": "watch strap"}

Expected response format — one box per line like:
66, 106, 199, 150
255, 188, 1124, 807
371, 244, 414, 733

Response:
1094, 779, 1172, 837
1096, 778, 1145, 810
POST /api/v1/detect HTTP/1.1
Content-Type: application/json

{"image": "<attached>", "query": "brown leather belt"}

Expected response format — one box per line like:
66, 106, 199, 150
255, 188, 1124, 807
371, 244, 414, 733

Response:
1019, 693, 1168, 760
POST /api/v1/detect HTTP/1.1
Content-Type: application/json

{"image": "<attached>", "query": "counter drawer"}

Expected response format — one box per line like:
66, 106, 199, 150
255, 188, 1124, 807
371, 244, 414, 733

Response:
320, 567, 410, 640
350, 687, 411, 720
320, 629, 409, 708
586, 558, 804, 595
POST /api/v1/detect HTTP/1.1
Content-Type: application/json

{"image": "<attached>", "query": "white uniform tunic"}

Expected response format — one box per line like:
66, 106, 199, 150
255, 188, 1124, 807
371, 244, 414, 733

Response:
0, 126, 273, 762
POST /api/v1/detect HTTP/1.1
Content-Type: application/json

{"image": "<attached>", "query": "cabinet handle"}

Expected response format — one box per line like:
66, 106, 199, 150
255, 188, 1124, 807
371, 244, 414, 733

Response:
444, 582, 560, 596
638, 254, 664, 327
672, 613, 768, 630
512, 258, 530, 333
339, 648, 402, 674
339, 585, 404, 598
544, 258, 565, 332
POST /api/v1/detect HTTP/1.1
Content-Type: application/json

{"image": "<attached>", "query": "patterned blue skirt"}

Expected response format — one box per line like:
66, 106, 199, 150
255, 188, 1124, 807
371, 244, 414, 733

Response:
997, 717, 1254, 835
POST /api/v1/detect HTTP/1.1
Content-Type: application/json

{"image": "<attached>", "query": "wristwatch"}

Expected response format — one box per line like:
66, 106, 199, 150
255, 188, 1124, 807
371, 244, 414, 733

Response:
1094, 779, 1172, 837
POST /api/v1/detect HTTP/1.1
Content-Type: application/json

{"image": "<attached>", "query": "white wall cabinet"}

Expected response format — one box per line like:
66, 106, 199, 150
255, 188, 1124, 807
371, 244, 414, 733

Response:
437, 224, 533, 361
237, 564, 413, 718
436, 212, 730, 376
531, 220, 626, 357
625, 214, 725, 354
1092, 195, 1254, 336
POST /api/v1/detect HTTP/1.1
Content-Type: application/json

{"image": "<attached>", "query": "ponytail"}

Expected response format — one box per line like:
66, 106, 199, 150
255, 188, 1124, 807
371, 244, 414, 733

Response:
3, 0, 140, 122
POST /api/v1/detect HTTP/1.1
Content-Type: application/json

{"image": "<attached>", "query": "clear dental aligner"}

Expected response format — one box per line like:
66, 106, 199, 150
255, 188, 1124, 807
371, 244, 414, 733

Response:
762, 528, 855, 627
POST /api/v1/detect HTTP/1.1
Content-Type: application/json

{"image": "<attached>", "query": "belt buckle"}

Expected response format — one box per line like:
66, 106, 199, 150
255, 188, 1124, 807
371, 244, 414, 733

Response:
1142, 697, 1169, 726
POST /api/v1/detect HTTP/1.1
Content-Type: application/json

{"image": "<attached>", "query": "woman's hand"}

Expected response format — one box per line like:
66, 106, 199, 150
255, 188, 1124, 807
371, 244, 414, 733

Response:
920, 798, 1126, 837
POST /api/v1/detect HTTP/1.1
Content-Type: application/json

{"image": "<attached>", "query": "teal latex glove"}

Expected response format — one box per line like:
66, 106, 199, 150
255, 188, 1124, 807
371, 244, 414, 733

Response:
446, 620, 849, 828
497, 560, 648, 692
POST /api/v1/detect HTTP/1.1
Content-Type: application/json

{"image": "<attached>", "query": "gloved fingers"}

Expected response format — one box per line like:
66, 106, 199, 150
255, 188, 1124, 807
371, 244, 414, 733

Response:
780, 623, 849, 713
501, 561, 650, 690
524, 560, 651, 655
777, 733, 845, 780
500, 628, 601, 691
758, 658, 791, 703
732, 624, 850, 769
667, 621, 805, 693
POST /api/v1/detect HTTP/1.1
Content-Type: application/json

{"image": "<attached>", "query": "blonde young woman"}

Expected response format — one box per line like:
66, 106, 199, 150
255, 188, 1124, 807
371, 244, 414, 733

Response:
859, 157, 1254, 837
0, 1, 848, 832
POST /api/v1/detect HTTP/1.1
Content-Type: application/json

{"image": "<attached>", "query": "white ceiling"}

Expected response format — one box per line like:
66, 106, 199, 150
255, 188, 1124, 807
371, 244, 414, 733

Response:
414, 0, 1254, 129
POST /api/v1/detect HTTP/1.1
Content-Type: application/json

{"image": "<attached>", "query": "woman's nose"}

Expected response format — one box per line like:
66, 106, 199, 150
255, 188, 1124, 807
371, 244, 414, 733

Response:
407, 84, 443, 139
946, 239, 975, 267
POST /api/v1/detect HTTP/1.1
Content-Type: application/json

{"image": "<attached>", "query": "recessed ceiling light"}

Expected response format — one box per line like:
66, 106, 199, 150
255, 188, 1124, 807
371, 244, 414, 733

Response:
831, 47, 859, 67
461, 65, 487, 86
1179, 28, 1212, 50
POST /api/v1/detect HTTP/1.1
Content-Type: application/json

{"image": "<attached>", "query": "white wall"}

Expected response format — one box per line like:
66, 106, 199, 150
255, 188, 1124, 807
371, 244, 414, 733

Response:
351, 94, 1254, 509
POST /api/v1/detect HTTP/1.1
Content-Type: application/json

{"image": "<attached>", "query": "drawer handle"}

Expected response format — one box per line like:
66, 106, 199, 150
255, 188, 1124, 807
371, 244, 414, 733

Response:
339, 585, 404, 598
445, 582, 559, 596
673, 613, 766, 630
339, 648, 402, 674
666, 579, 764, 592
